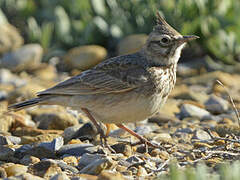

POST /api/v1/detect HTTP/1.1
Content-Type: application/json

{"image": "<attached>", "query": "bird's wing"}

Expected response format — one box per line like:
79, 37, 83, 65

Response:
38, 55, 150, 96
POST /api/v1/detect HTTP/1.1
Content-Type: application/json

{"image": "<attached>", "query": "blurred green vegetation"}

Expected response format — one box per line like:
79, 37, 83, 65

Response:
0, 0, 240, 64
158, 161, 240, 180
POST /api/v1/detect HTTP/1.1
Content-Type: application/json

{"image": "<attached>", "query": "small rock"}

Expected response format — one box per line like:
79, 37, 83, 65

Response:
70, 123, 98, 142
28, 160, 62, 178
4, 164, 28, 176
117, 34, 147, 55
4, 172, 45, 180
12, 127, 63, 137
38, 137, 64, 151
0, 146, 15, 161
154, 133, 173, 144
0, 90, 7, 101
125, 156, 143, 165
0, 114, 14, 132
0, 69, 26, 87
192, 130, 211, 141
6, 136, 21, 145
0, 135, 12, 145
79, 157, 114, 175
20, 155, 40, 166
0, 23, 23, 54
98, 171, 125, 180
78, 153, 106, 169
49, 172, 70, 180
57, 144, 97, 156
148, 113, 179, 125
21, 134, 61, 144
179, 103, 211, 120
64, 45, 107, 70
62, 124, 83, 143
1, 44, 43, 71
137, 166, 148, 177
205, 94, 229, 114
63, 156, 78, 166
44, 159, 79, 174
0, 167, 7, 178
35, 110, 79, 130
111, 143, 132, 156
15, 146, 56, 159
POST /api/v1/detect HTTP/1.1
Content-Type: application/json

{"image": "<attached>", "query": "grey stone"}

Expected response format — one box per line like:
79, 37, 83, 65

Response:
43, 159, 79, 174
1, 44, 43, 71
205, 94, 229, 114
0, 69, 26, 87
0, 135, 12, 145
0, 145, 15, 161
79, 156, 113, 175
38, 137, 64, 151
62, 124, 83, 143
6, 136, 21, 145
49, 172, 70, 180
0, 90, 7, 101
57, 144, 97, 156
3, 173, 44, 180
179, 104, 211, 120
78, 153, 106, 168
192, 130, 211, 141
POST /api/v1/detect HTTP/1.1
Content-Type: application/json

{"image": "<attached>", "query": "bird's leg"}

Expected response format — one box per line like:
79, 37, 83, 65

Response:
116, 124, 159, 148
81, 108, 115, 153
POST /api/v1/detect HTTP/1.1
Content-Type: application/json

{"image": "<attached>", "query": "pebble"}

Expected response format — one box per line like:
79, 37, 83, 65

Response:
64, 45, 107, 70
20, 155, 40, 166
21, 134, 61, 144
0, 23, 23, 54
62, 156, 78, 166
0, 146, 15, 161
0, 113, 14, 132
4, 164, 28, 176
43, 159, 79, 174
70, 123, 98, 142
111, 143, 132, 156
205, 94, 229, 114
98, 171, 126, 180
0, 167, 7, 178
0, 69, 26, 87
0, 135, 12, 145
78, 153, 106, 168
0, 44, 43, 71
49, 172, 70, 180
179, 103, 211, 120
62, 124, 83, 143
79, 156, 114, 175
28, 160, 62, 179
192, 130, 211, 141
4, 172, 45, 180
57, 143, 98, 156
15, 146, 56, 160
37, 136, 64, 151
35, 111, 79, 130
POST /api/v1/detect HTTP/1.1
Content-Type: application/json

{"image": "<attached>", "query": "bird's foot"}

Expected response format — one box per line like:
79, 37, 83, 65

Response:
98, 128, 116, 153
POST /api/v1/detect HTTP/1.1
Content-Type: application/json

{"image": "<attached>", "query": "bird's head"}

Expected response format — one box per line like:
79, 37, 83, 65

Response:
143, 12, 199, 66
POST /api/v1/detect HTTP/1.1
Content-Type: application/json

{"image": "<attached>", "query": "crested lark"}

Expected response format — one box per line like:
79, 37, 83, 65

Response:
8, 13, 198, 148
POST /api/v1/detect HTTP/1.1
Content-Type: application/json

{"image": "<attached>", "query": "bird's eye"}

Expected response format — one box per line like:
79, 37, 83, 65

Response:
161, 37, 170, 44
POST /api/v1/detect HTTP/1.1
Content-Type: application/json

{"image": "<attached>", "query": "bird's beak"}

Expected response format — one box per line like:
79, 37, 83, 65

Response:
176, 35, 199, 43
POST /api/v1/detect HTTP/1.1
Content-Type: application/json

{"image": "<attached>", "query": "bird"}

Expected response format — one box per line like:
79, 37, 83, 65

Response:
8, 12, 198, 148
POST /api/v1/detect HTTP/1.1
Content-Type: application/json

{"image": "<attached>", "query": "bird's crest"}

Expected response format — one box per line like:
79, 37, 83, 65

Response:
153, 12, 181, 36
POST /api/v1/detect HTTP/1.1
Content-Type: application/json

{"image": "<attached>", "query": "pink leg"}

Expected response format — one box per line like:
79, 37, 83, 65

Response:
116, 124, 159, 148
81, 108, 115, 152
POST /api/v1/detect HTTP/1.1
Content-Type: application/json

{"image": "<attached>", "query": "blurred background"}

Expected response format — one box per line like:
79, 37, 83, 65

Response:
0, 0, 240, 70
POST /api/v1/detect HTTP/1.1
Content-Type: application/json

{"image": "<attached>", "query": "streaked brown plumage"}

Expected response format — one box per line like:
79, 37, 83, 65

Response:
8, 13, 199, 147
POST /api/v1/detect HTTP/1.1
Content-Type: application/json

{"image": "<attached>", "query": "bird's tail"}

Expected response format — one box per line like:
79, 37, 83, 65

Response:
8, 97, 42, 111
